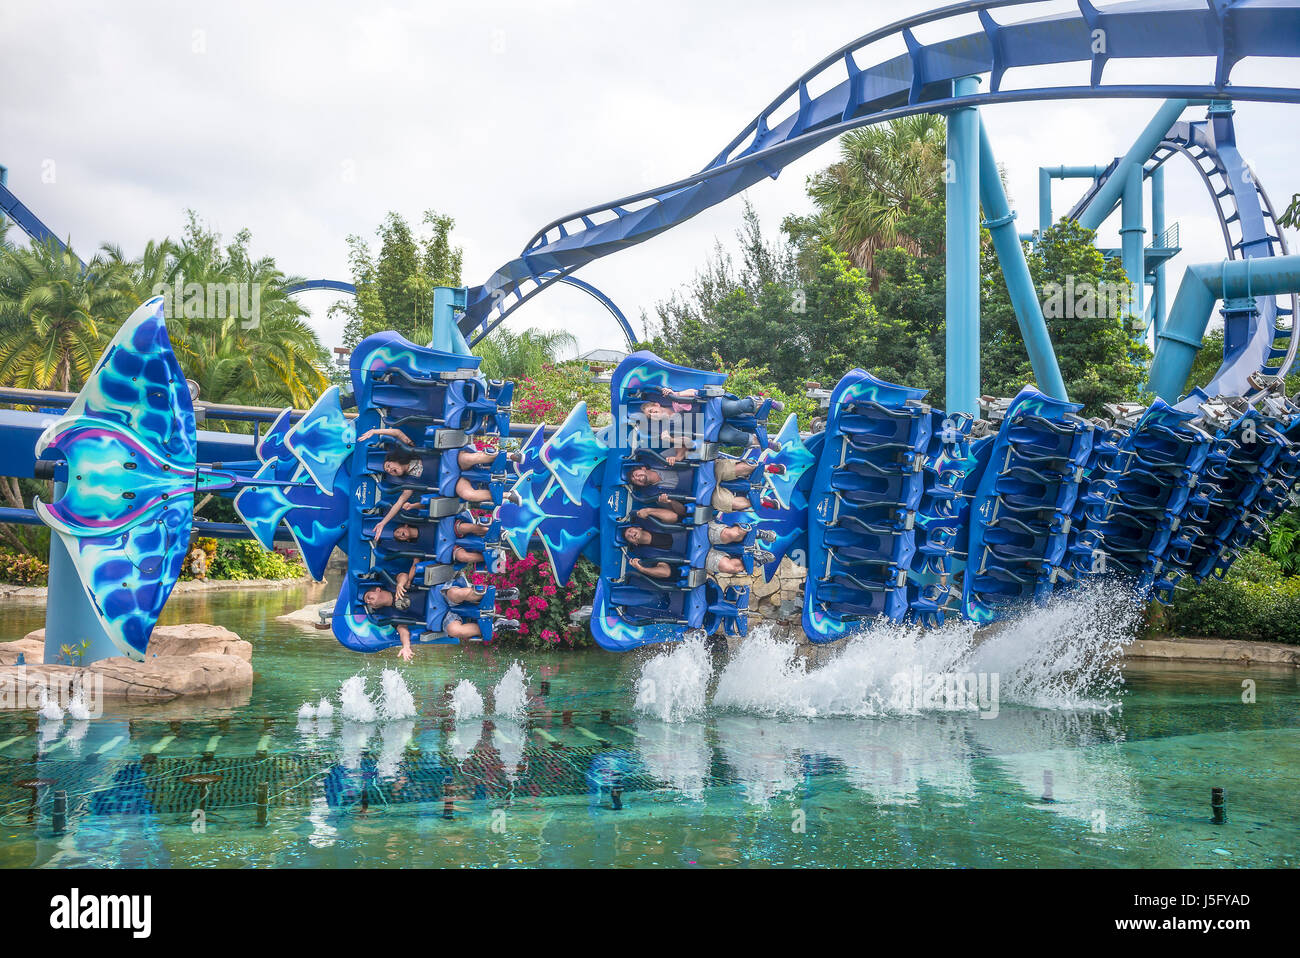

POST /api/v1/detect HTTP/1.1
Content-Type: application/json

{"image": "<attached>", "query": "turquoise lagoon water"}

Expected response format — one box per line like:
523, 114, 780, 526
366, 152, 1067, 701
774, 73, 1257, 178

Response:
0, 582, 1296, 868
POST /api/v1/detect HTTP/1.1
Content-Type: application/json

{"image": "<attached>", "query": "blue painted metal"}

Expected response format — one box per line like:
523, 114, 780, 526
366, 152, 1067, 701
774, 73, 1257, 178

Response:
1151, 165, 1167, 337
946, 76, 982, 417
1077, 99, 1192, 232
1149, 255, 1300, 404
1038, 165, 1108, 236
461, 0, 1300, 341
33, 299, 218, 661
978, 119, 1067, 401
1120, 163, 1147, 329
0, 177, 67, 250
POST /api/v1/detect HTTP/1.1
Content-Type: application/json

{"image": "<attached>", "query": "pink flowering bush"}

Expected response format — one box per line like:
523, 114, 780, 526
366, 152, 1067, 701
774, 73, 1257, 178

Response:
472, 552, 599, 650
513, 362, 611, 426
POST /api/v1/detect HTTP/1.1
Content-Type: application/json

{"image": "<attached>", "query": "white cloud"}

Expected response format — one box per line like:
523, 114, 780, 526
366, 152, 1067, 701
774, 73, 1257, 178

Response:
2, 0, 1297, 361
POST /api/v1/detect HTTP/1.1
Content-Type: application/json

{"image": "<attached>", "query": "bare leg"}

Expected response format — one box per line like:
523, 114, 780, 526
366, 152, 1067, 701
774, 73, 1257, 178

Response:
455, 477, 493, 503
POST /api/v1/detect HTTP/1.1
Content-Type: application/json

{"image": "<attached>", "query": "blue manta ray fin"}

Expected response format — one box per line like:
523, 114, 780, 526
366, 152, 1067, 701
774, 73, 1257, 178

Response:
233, 462, 295, 550
33, 297, 203, 660
279, 464, 348, 581
286, 386, 355, 494
761, 414, 816, 509
256, 407, 298, 475
540, 402, 609, 505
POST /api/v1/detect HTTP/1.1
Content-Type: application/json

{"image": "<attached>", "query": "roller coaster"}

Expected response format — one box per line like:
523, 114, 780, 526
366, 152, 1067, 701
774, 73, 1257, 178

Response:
5, 0, 1300, 660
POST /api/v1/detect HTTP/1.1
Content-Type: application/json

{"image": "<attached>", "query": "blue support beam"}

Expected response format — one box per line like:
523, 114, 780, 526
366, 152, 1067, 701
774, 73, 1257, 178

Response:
1120, 163, 1147, 334
946, 76, 981, 417
1148, 255, 1300, 403
980, 121, 1068, 401
1078, 99, 1190, 232
1038, 165, 1107, 236
1151, 165, 1167, 337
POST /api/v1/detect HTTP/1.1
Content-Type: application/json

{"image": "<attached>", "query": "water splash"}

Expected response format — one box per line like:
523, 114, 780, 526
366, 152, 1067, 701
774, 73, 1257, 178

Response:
37, 687, 64, 723
315, 697, 335, 719
492, 662, 530, 717
711, 583, 1140, 719
66, 685, 91, 721
450, 680, 484, 721
967, 581, 1141, 710
297, 701, 318, 720
634, 635, 713, 722
339, 675, 378, 723
379, 669, 416, 720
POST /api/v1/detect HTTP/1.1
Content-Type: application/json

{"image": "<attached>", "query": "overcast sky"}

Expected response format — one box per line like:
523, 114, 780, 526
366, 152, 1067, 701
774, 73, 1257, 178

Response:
3, 0, 1299, 360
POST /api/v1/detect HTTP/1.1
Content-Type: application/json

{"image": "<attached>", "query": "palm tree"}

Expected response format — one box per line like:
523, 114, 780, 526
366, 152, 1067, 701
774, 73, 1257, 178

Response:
473, 327, 579, 380
806, 114, 948, 278
0, 238, 135, 391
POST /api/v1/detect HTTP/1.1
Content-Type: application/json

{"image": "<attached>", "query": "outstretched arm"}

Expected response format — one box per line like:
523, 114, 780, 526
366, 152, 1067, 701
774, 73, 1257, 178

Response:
373, 489, 414, 542
395, 624, 414, 661
359, 426, 415, 446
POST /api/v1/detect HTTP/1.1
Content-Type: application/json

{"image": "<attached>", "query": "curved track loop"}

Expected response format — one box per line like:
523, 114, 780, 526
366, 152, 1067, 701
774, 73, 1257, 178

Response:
462, 0, 1300, 342
1066, 109, 1297, 398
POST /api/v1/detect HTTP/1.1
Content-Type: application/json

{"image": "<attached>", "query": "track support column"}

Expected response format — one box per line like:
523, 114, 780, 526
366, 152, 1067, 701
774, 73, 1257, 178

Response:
1151, 165, 1167, 338
43, 482, 119, 666
945, 76, 981, 417
979, 121, 1069, 401
1121, 164, 1147, 339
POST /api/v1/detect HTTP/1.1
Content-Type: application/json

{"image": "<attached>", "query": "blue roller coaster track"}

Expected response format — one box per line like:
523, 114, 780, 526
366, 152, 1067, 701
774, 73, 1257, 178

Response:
459, 0, 1300, 383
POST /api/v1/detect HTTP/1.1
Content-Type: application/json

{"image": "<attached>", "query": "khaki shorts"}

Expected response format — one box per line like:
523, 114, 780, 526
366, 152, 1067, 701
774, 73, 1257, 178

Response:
705, 549, 727, 575
715, 458, 744, 481
711, 486, 740, 513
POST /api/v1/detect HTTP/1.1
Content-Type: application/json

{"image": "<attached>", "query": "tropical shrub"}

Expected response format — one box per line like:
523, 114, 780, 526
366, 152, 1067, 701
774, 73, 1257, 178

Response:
1157, 551, 1300, 645
0, 548, 49, 585
202, 539, 306, 581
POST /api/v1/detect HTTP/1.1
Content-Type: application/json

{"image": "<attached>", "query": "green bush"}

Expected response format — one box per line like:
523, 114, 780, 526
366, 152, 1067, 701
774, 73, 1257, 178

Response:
0, 549, 49, 585
1161, 550, 1300, 645
207, 539, 306, 581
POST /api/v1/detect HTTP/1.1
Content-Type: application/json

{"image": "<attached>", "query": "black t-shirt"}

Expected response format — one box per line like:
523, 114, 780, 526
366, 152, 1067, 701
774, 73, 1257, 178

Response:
644, 531, 673, 551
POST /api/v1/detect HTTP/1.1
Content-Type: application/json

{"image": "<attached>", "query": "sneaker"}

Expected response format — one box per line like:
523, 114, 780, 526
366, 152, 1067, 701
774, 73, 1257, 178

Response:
507, 451, 525, 464
752, 549, 776, 564
760, 498, 779, 510
756, 529, 777, 543
765, 463, 786, 475
768, 399, 785, 412
503, 491, 522, 506
496, 618, 521, 631
496, 588, 520, 601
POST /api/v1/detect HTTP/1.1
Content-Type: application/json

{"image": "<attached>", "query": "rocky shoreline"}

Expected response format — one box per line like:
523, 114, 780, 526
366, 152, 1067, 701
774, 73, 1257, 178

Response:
0, 624, 254, 705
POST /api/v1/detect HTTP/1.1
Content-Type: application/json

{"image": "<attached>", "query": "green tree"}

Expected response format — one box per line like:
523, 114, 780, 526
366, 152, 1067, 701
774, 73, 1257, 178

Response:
473, 326, 578, 380
163, 213, 329, 411
0, 237, 135, 392
800, 115, 947, 279
336, 210, 463, 347
981, 218, 1150, 415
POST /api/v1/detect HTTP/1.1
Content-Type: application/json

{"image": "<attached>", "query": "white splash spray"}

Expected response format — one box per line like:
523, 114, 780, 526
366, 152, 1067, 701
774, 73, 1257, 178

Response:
492, 662, 530, 717
634, 635, 713, 722
66, 685, 91, 721
37, 687, 64, 723
450, 680, 484, 721
379, 669, 416, 720
339, 675, 378, 723
710, 582, 1141, 719
315, 697, 335, 719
